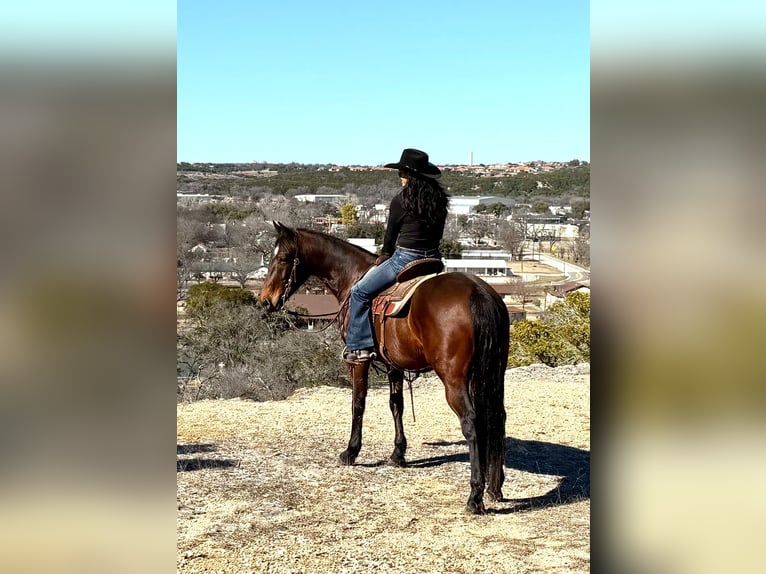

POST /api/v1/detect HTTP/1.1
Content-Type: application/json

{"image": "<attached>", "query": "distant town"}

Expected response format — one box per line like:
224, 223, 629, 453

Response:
178, 158, 588, 179
177, 157, 590, 325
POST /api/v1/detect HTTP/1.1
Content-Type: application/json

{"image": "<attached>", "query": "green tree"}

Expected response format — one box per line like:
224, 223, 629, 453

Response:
339, 202, 358, 225
439, 238, 463, 258
532, 201, 549, 214
571, 199, 590, 219
346, 222, 385, 242
489, 203, 513, 217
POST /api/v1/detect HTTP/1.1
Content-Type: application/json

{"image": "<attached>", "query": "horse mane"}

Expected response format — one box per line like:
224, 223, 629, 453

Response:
295, 228, 376, 262
292, 228, 376, 295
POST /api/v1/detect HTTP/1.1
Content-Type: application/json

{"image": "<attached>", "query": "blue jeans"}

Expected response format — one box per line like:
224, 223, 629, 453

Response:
346, 247, 441, 351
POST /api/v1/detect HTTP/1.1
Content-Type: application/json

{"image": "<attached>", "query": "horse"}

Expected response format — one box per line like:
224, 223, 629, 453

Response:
259, 221, 509, 514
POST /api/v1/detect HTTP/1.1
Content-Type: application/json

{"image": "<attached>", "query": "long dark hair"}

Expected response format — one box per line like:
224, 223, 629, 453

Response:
400, 172, 449, 224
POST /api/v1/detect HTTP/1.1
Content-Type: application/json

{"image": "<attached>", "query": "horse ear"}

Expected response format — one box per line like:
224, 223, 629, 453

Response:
273, 221, 295, 239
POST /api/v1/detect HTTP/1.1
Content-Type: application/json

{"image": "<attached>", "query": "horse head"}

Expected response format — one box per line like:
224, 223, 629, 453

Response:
258, 221, 309, 310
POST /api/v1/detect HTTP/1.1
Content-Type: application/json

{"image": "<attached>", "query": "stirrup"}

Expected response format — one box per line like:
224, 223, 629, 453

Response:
343, 348, 375, 363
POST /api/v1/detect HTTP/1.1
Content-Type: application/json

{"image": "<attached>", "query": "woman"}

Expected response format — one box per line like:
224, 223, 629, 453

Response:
344, 148, 449, 362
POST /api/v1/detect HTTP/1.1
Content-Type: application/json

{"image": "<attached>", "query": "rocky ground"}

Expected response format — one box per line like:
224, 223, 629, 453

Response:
177, 363, 590, 573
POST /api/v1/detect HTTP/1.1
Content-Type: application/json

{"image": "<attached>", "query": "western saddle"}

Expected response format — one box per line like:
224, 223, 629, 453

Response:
371, 258, 444, 365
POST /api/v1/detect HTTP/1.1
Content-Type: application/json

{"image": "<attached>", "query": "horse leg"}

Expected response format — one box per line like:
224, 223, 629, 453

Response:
387, 369, 407, 467
339, 360, 370, 466
445, 385, 486, 514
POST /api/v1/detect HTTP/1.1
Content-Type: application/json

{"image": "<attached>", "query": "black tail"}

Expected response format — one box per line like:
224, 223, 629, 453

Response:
468, 282, 509, 499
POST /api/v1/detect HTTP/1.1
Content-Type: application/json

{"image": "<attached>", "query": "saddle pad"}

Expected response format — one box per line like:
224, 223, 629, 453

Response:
372, 273, 439, 318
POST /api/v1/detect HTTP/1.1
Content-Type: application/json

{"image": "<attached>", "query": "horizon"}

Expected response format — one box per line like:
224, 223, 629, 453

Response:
177, 157, 589, 167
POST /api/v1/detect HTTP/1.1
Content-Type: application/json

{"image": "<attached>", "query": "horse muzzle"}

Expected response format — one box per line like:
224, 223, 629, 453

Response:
258, 290, 284, 312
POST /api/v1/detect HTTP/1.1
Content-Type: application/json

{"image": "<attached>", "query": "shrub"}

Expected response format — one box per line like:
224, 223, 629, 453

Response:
508, 292, 590, 367
178, 286, 350, 402
185, 281, 256, 319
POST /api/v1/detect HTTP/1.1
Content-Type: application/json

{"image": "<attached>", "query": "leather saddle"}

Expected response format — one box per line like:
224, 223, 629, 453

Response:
371, 258, 444, 319
370, 258, 444, 367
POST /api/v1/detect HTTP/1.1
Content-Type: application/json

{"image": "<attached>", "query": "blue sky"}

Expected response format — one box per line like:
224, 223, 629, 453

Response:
178, 1, 590, 165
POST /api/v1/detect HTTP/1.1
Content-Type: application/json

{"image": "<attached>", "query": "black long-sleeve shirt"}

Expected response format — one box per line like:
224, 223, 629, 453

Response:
381, 192, 446, 256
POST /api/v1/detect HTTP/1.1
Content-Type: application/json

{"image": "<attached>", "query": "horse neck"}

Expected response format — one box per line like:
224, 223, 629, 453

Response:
298, 231, 372, 302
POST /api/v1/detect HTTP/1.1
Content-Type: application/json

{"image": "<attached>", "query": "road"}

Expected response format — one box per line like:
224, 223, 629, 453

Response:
534, 253, 590, 283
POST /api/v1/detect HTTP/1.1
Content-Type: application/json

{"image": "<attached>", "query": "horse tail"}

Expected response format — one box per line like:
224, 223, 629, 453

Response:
468, 282, 509, 499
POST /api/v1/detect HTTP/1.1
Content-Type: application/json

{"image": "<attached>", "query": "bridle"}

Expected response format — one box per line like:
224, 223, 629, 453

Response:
280, 254, 300, 310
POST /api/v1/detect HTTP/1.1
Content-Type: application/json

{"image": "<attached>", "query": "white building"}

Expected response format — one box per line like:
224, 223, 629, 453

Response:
177, 192, 221, 205
462, 250, 513, 260
543, 282, 590, 310
517, 222, 580, 240
448, 196, 516, 215
443, 259, 512, 277
294, 194, 348, 204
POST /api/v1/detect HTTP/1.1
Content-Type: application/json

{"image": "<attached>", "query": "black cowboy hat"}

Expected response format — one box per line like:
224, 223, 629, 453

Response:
384, 148, 441, 178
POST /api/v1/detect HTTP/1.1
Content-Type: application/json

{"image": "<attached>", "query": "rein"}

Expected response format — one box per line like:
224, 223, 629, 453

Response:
281, 303, 345, 334
280, 255, 300, 310
279, 261, 352, 335
279, 257, 370, 335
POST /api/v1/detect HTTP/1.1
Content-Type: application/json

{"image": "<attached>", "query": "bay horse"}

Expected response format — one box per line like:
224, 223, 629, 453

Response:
259, 222, 509, 514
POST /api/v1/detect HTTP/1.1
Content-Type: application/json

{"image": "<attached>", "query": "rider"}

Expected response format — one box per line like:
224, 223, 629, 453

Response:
344, 148, 449, 362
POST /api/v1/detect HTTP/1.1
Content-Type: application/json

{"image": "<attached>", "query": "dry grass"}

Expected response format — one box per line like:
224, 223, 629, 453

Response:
177, 368, 590, 573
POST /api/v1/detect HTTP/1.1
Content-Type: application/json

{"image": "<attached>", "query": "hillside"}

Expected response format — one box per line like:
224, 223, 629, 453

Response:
177, 364, 590, 573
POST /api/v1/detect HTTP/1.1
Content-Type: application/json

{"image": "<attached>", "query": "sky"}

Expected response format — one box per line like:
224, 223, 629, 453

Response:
177, 0, 590, 166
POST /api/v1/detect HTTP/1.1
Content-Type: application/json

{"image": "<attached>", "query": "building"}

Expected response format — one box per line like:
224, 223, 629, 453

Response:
448, 196, 516, 215
462, 250, 513, 260
443, 259, 512, 277
177, 192, 224, 206
516, 221, 581, 240
294, 194, 348, 205
543, 282, 590, 310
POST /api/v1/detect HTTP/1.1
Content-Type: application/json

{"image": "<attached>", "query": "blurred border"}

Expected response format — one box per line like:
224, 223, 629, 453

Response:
593, 2, 766, 572
0, 3, 177, 573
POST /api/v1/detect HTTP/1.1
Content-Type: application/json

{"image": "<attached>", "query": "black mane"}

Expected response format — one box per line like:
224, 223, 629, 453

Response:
296, 228, 376, 260
291, 228, 376, 301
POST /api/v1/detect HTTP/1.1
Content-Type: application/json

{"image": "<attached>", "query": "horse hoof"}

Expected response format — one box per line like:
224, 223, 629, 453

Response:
387, 454, 407, 467
339, 450, 356, 466
465, 500, 486, 515
487, 489, 504, 502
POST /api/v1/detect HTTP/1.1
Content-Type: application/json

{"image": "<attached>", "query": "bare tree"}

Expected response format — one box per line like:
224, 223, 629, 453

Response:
573, 227, 590, 266
546, 226, 562, 253
525, 222, 549, 262
508, 276, 536, 309
225, 214, 274, 288
177, 215, 210, 299
467, 216, 492, 246
442, 213, 463, 242
257, 194, 301, 227
497, 219, 526, 261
